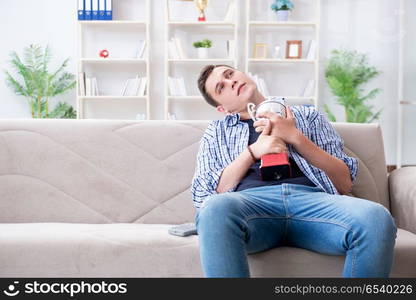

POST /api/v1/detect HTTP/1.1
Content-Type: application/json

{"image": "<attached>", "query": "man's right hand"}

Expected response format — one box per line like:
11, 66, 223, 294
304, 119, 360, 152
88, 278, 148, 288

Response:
249, 119, 287, 159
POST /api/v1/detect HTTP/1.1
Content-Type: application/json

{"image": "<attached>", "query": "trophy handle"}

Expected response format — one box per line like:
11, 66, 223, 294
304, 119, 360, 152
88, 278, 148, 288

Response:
247, 103, 257, 121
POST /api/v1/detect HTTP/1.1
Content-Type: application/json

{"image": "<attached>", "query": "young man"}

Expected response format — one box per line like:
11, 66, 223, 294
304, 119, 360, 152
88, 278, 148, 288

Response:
191, 64, 397, 278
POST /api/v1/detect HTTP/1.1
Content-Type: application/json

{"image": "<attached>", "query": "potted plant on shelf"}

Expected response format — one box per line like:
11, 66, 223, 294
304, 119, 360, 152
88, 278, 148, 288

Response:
271, 0, 294, 22
324, 49, 382, 123
4, 44, 77, 118
193, 39, 212, 59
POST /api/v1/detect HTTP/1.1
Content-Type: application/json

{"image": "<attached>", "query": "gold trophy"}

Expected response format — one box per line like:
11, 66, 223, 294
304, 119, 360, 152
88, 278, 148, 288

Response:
195, 0, 209, 22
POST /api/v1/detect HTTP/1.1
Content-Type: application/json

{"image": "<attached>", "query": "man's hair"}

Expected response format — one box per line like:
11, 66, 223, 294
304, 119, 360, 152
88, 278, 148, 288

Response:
197, 64, 234, 108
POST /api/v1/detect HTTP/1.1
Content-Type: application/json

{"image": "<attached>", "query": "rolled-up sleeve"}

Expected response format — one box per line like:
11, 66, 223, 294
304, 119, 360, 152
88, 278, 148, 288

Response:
191, 122, 225, 208
309, 109, 359, 182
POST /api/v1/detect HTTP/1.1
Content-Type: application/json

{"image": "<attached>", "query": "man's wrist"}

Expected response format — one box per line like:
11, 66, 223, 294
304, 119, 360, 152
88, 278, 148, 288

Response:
247, 145, 257, 162
290, 129, 305, 147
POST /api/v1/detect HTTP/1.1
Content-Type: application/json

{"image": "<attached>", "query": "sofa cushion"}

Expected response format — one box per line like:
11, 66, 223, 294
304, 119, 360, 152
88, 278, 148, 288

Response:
0, 224, 414, 277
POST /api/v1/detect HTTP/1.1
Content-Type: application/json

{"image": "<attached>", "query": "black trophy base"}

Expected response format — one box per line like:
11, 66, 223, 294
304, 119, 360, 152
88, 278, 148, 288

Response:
260, 164, 291, 181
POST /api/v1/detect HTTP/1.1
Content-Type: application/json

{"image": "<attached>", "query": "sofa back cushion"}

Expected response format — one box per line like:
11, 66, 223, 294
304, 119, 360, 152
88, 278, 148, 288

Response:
0, 119, 389, 224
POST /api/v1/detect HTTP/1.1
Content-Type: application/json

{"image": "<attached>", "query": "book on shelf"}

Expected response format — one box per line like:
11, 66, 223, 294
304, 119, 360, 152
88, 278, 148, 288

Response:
168, 40, 180, 59
92, 77, 99, 96
92, 0, 99, 20
248, 72, 270, 97
168, 77, 187, 96
136, 40, 146, 59
306, 40, 317, 60
78, 0, 85, 20
78, 72, 86, 96
224, 1, 235, 22
172, 37, 187, 59
167, 113, 177, 120
135, 113, 146, 120
83, 76, 99, 96
300, 79, 315, 97
227, 40, 235, 58
122, 75, 148, 96
168, 38, 186, 59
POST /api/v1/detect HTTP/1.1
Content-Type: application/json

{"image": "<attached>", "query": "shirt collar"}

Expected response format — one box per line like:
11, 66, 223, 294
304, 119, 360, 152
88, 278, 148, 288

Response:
224, 113, 241, 127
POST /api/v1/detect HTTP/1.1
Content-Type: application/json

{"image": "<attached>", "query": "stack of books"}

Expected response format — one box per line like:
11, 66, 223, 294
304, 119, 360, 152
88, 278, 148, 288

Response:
168, 38, 186, 59
121, 75, 148, 96
78, 73, 100, 96
78, 0, 113, 21
248, 72, 270, 97
168, 77, 187, 96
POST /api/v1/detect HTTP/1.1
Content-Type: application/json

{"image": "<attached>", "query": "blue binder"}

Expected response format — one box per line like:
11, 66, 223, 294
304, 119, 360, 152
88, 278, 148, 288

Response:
84, 0, 92, 20
99, 0, 105, 20
78, 0, 85, 20
92, 0, 99, 20
105, 0, 113, 20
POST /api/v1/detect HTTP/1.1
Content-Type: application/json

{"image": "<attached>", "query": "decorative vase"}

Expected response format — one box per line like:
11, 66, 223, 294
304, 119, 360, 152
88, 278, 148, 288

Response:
276, 10, 289, 21
197, 48, 208, 59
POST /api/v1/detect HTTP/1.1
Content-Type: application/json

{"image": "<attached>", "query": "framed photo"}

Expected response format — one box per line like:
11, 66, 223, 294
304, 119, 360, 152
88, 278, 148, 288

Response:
286, 40, 302, 59
253, 43, 268, 59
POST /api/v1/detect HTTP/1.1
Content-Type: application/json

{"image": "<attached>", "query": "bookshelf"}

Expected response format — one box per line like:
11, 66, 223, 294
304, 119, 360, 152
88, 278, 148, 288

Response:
245, 0, 321, 108
76, 0, 150, 120
164, 0, 239, 120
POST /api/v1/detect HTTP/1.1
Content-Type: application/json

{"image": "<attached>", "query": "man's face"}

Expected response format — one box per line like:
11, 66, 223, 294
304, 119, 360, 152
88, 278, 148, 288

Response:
205, 66, 258, 115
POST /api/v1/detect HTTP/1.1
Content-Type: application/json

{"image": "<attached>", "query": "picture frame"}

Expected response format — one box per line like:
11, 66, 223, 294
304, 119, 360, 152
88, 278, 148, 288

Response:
286, 40, 302, 59
253, 43, 268, 59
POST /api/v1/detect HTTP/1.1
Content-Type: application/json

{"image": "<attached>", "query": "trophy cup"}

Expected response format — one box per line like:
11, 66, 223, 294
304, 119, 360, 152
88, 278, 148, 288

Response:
194, 0, 209, 21
247, 98, 291, 181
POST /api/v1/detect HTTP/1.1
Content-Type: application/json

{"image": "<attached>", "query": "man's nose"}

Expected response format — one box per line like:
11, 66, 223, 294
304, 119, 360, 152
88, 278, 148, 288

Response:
225, 79, 237, 89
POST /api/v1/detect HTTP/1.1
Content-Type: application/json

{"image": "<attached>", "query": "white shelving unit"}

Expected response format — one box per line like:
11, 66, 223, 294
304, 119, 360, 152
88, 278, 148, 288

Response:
245, 0, 321, 107
76, 0, 150, 120
164, 0, 239, 120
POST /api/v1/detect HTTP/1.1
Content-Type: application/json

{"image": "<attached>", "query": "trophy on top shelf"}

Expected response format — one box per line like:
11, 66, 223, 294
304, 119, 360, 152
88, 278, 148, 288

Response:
195, 0, 209, 22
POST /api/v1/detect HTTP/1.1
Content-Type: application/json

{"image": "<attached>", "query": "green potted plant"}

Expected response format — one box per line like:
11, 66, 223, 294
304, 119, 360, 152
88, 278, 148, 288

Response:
193, 39, 212, 59
324, 49, 382, 123
4, 44, 76, 118
271, 0, 294, 21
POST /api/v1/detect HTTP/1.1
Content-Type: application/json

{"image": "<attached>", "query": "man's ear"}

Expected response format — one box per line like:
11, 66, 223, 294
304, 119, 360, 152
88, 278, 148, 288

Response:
216, 106, 226, 114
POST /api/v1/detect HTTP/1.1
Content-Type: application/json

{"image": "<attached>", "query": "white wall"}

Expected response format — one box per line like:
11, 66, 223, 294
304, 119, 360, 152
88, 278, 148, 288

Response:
0, 0, 413, 165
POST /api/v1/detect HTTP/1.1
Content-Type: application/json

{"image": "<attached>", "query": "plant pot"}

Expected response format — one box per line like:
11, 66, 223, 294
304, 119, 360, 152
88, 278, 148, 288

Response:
197, 47, 208, 59
276, 10, 290, 21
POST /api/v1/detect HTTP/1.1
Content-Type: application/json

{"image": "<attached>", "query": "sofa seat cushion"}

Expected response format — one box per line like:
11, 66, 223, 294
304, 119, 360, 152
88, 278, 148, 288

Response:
0, 223, 202, 277
0, 224, 414, 277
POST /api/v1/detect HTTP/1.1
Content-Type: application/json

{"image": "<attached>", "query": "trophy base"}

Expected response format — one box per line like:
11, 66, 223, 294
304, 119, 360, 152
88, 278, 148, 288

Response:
260, 164, 291, 181
260, 153, 291, 181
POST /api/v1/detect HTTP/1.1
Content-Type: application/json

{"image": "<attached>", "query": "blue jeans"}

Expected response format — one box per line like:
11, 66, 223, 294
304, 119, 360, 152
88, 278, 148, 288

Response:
195, 184, 397, 277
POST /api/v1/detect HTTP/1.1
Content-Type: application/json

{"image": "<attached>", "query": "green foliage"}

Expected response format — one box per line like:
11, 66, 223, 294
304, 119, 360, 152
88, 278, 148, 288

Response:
324, 49, 382, 123
193, 39, 212, 48
4, 44, 76, 118
271, 0, 294, 11
48, 102, 77, 119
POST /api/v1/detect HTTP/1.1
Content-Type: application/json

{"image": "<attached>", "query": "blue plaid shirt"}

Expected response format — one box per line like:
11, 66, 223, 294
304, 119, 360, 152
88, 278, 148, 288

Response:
191, 103, 359, 209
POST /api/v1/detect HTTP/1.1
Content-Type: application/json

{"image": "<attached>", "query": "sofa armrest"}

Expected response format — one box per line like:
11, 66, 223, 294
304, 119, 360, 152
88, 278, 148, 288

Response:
389, 167, 416, 234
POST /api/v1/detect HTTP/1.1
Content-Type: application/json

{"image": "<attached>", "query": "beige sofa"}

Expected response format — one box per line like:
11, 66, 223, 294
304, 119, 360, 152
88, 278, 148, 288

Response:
0, 118, 415, 277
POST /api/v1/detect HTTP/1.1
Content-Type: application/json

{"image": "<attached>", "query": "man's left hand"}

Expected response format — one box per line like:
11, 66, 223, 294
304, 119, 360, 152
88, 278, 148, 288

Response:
253, 106, 302, 145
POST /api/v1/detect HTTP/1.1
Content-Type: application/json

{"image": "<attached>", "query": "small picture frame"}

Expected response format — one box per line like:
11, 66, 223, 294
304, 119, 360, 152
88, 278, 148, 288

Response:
253, 43, 268, 59
286, 40, 302, 59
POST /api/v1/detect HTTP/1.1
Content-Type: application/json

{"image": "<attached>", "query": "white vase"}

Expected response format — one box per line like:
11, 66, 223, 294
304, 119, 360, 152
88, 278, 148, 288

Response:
276, 10, 289, 21
197, 48, 208, 59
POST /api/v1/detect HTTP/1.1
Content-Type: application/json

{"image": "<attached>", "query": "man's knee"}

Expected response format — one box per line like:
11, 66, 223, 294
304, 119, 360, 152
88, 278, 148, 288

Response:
357, 201, 397, 241
196, 193, 244, 228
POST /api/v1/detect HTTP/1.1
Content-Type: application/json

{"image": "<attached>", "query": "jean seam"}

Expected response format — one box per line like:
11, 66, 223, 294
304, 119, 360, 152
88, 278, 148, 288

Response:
245, 215, 288, 222
289, 216, 352, 231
